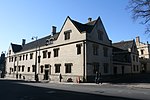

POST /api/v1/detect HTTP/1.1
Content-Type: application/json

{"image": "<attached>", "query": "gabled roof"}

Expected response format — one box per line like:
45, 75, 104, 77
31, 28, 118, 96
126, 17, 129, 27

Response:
11, 43, 22, 53
10, 16, 100, 53
71, 19, 95, 33
113, 40, 134, 50
21, 33, 59, 52
69, 16, 99, 33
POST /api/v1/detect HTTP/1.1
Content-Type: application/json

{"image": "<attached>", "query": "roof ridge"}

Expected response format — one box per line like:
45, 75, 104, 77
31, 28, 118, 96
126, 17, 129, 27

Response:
113, 40, 133, 44
11, 43, 22, 46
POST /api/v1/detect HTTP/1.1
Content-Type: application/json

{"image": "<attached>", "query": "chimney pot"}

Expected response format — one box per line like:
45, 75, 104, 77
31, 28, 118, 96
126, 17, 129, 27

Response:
88, 18, 92, 22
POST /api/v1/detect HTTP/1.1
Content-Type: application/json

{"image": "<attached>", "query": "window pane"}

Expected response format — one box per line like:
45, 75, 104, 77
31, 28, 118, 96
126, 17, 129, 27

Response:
28, 67, 30, 72
32, 65, 35, 72
18, 66, 21, 72
48, 52, 51, 58
41, 66, 44, 73
76, 44, 81, 55
65, 63, 72, 73
14, 66, 16, 71
55, 64, 61, 73
53, 48, 59, 57
43, 50, 47, 58
22, 65, 25, 72
64, 30, 71, 40
30, 53, 33, 59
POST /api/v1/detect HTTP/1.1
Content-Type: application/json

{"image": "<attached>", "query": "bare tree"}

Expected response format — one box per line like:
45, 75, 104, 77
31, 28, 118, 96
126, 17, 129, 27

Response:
127, 0, 150, 34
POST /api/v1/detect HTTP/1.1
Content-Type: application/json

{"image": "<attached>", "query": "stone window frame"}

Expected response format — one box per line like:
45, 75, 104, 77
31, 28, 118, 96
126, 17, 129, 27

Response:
55, 64, 61, 73
40, 65, 44, 73
27, 67, 30, 72
53, 48, 60, 57
64, 30, 72, 40
43, 50, 47, 59
65, 63, 73, 73
76, 44, 82, 55
30, 53, 33, 59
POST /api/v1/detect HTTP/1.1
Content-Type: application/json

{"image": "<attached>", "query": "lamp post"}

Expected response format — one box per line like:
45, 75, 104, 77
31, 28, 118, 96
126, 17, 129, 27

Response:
32, 36, 39, 82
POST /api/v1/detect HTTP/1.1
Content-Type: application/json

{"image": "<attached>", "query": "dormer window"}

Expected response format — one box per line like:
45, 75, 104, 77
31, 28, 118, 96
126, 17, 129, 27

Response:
64, 30, 72, 40
46, 37, 54, 45
97, 30, 103, 41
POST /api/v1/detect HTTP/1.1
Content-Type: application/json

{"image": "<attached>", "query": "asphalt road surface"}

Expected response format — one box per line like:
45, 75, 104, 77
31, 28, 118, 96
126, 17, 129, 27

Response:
0, 79, 148, 100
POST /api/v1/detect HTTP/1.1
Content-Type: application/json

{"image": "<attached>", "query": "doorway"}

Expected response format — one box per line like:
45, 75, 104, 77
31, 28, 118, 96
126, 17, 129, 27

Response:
44, 64, 51, 80
44, 70, 49, 80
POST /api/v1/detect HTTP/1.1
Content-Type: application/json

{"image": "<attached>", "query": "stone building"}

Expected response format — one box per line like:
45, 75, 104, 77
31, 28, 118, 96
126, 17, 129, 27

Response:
113, 40, 140, 75
135, 36, 150, 72
6, 16, 113, 82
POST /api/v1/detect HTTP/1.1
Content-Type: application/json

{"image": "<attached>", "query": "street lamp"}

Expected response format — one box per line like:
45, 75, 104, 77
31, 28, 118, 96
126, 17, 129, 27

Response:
32, 36, 39, 82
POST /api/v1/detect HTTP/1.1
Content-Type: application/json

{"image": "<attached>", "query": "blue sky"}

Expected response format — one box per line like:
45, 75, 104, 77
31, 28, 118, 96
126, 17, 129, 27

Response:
0, 0, 149, 54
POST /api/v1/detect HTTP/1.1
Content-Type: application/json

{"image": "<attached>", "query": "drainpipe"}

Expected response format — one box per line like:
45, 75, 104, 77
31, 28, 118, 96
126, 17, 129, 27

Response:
83, 41, 86, 82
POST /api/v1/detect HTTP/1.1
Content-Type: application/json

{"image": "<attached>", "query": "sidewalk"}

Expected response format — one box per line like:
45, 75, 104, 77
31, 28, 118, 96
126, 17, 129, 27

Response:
49, 81, 108, 86
3, 77, 150, 89
127, 83, 150, 89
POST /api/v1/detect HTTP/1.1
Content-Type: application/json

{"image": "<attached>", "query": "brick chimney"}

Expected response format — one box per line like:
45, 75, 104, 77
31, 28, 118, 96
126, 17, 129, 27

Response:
52, 26, 56, 35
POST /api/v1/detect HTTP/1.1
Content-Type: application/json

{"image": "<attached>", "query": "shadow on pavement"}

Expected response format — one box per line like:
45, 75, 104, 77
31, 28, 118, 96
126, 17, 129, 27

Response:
0, 79, 139, 100
106, 73, 150, 84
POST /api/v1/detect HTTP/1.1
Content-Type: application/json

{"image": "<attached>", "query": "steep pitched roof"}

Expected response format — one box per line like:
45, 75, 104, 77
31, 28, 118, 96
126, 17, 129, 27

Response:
113, 40, 134, 50
70, 18, 97, 33
10, 17, 100, 52
21, 33, 59, 52
11, 43, 22, 53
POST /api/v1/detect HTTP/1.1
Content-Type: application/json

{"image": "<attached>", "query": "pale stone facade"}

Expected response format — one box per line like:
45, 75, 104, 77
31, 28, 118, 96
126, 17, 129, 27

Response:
135, 36, 150, 72
6, 17, 113, 82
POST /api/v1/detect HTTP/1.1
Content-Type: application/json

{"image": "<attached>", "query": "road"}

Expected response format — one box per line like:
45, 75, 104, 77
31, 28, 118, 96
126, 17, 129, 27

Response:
0, 79, 149, 100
